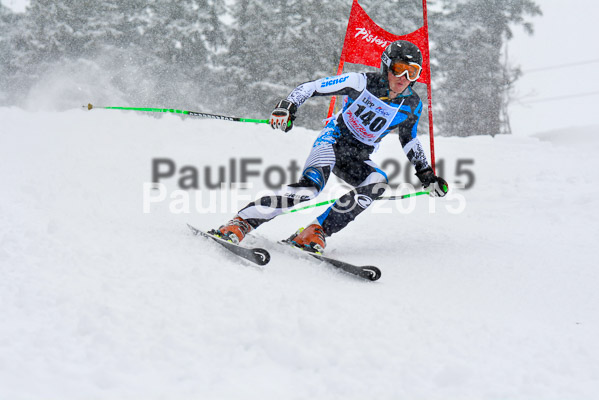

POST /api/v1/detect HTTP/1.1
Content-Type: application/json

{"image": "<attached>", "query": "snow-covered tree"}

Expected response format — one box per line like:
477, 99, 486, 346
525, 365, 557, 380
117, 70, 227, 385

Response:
431, 0, 541, 136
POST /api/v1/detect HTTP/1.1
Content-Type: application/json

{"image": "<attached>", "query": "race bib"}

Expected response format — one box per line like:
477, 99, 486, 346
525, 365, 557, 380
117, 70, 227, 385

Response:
342, 90, 398, 145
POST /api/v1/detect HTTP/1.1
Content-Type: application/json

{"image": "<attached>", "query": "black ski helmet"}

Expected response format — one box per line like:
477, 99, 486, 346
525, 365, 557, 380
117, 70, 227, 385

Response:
381, 40, 423, 77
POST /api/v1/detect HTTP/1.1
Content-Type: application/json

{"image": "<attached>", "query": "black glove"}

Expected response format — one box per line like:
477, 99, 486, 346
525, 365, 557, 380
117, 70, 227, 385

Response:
269, 99, 297, 132
415, 167, 449, 197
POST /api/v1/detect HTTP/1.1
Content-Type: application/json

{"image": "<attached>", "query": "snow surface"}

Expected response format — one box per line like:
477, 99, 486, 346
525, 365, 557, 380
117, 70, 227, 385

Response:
1, 107, 599, 399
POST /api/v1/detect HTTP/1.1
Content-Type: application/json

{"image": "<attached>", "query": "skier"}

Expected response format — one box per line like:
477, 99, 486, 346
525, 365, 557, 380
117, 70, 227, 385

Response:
211, 40, 448, 253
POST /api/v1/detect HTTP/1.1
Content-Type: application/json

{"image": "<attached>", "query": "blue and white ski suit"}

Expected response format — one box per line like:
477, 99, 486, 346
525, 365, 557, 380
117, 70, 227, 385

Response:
239, 71, 432, 236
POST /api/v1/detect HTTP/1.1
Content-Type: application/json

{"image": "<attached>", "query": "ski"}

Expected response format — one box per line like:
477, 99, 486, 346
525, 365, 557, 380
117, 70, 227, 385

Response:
187, 223, 270, 266
280, 241, 381, 281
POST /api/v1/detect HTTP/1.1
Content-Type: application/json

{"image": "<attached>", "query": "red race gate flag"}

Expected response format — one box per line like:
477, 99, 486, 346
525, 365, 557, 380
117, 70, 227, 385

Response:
340, 1, 430, 84
328, 0, 436, 172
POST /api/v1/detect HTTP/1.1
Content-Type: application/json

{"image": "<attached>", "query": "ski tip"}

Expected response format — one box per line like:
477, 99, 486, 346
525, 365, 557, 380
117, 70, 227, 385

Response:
362, 266, 382, 281
186, 223, 200, 235
252, 249, 271, 266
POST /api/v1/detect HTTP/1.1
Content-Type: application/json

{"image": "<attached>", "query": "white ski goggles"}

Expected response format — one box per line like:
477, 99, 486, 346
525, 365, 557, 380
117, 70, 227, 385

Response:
390, 61, 422, 82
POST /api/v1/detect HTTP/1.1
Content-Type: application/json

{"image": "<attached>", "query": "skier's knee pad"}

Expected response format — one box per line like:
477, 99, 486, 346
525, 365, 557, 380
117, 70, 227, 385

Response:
278, 166, 330, 202
302, 166, 329, 192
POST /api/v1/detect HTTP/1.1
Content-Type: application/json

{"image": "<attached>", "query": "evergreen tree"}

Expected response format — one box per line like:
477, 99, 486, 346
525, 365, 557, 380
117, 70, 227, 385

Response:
0, 5, 17, 102
279, 0, 350, 127
431, 0, 541, 136
104, 0, 226, 107
224, 0, 349, 127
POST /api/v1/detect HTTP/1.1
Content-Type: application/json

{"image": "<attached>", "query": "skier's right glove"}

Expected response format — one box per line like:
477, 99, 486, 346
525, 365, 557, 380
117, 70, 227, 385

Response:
270, 99, 297, 132
416, 167, 449, 197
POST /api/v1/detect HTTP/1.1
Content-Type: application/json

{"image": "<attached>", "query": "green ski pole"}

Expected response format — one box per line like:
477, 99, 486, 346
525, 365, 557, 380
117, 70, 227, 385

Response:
283, 191, 430, 214
85, 103, 278, 125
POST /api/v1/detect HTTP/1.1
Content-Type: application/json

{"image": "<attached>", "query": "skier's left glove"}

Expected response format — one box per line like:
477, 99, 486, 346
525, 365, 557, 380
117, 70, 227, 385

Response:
270, 99, 297, 132
416, 167, 449, 197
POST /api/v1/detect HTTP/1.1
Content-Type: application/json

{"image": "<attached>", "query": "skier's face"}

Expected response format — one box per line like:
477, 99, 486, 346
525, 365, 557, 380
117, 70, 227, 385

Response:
387, 71, 411, 95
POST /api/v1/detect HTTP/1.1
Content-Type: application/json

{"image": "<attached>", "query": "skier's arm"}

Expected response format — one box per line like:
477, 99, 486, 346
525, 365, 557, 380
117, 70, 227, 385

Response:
396, 100, 430, 173
397, 108, 448, 197
401, 136, 430, 173
269, 73, 364, 132
286, 73, 366, 108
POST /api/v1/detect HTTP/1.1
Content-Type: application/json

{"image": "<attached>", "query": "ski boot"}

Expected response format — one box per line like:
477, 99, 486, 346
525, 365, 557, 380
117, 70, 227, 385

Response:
285, 223, 326, 254
209, 216, 253, 244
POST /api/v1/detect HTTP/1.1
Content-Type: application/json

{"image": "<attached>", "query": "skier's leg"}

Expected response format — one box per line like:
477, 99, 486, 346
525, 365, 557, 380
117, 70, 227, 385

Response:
318, 160, 389, 236
288, 156, 388, 252
219, 125, 338, 241
237, 169, 329, 229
